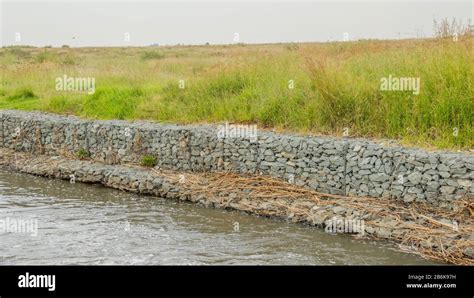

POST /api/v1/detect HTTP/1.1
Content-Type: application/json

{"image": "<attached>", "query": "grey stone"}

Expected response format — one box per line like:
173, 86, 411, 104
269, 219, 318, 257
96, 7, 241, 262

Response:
403, 195, 416, 203
377, 227, 392, 238
333, 206, 346, 215
463, 248, 474, 259
457, 179, 472, 188
439, 172, 451, 178
369, 173, 390, 182
407, 172, 422, 184
426, 181, 439, 191
437, 164, 449, 172
440, 186, 455, 195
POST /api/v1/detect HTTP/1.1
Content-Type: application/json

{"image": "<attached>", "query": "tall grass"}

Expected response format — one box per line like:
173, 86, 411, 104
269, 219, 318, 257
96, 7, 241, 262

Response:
0, 38, 472, 149
300, 39, 473, 148
141, 50, 165, 60
82, 87, 145, 120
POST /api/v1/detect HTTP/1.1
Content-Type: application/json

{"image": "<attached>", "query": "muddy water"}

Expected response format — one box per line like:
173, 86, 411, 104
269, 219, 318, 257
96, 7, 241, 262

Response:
0, 169, 433, 265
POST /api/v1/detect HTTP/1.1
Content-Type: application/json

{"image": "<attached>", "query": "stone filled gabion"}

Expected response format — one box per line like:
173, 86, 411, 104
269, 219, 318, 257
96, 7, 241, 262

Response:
0, 110, 472, 209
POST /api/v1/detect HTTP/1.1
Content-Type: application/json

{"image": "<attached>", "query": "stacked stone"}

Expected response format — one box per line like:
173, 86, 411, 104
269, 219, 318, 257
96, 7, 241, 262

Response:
345, 141, 393, 198
0, 110, 472, 209
0, 110, 87, 155
258, 134, 347, 195
344, 140, 473, 208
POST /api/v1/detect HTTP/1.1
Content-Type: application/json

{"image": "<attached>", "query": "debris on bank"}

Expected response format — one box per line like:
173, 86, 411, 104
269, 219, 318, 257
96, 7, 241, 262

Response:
0, 148, 472, 265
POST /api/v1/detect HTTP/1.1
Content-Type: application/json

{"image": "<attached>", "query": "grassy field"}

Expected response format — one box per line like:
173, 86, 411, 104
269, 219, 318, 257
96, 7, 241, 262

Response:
0, 37, 472, 150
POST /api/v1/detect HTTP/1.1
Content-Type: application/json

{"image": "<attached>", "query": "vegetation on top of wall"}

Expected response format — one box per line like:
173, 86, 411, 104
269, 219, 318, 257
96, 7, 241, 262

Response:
0, 35, 472, 150
76, 148, 91, 160
140, 155, 157, 167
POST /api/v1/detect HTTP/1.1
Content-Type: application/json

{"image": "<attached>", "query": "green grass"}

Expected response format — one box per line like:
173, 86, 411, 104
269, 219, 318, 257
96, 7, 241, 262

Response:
0, 88, 39, 110
141, 50, 165, 60
140, 155, 157, 167
82, 87, 145, 120
0, 38, 472, 150
75, 148, 91, 160
7, 88, 37, 100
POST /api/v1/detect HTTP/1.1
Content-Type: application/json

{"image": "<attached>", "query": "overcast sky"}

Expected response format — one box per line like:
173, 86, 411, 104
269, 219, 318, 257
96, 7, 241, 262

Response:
0, 0, 472, 47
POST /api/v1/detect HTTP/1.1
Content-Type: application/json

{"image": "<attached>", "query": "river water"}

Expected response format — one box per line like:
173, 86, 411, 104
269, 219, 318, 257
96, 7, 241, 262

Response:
0, 169, 433, 265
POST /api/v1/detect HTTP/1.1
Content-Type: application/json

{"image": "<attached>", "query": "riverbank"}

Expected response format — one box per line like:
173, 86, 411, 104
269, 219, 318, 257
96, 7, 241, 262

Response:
0, 167, 434, 265
1, 148, 472, 264
1, 110, 472, 210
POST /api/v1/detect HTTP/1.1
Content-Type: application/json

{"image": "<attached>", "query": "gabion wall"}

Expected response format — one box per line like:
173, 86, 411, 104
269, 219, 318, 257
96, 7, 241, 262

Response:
1, 110, 472, 209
